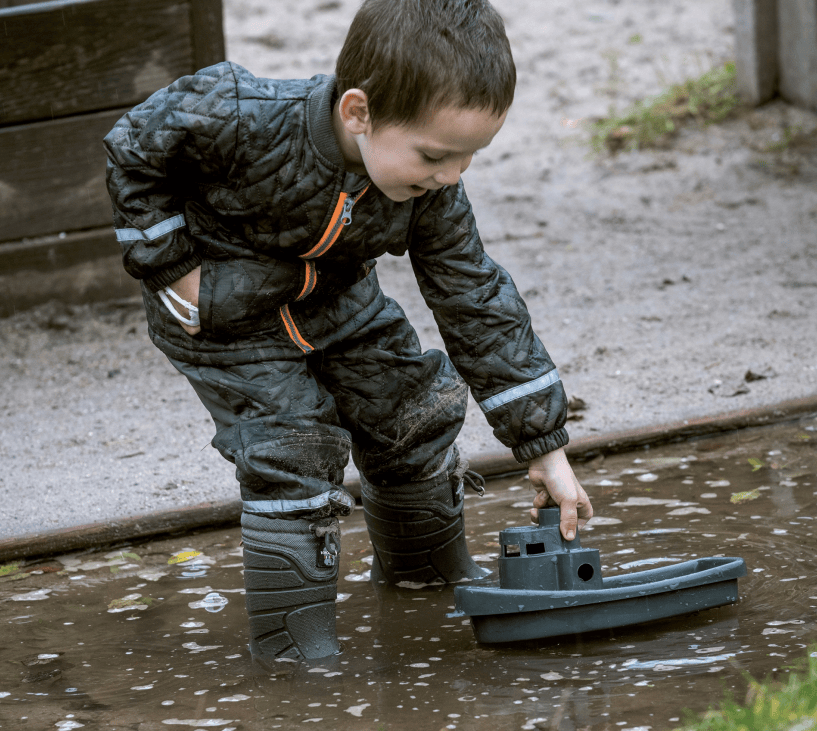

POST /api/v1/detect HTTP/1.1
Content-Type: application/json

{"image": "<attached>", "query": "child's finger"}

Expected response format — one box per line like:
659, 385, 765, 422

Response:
558, 501, 578, 541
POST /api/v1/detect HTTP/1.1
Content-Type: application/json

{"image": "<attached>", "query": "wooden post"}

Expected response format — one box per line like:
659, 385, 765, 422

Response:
778, 0, 817, 111
733, 0, 779, 105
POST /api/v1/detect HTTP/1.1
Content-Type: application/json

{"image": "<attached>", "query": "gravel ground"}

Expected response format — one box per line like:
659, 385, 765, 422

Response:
1, 0, 815, 540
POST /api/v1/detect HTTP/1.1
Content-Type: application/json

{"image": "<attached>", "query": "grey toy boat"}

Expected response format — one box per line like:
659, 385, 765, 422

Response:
450, 507, 746, 643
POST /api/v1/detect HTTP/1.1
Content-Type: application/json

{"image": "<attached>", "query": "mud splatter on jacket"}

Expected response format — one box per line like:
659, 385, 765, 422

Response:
103, 62, 568, 463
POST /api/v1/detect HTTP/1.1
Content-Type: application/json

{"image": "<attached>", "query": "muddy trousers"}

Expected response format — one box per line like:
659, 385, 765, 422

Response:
168, 296, 480, 658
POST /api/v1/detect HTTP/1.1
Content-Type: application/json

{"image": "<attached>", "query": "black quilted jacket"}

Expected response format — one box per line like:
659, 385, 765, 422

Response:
103, 62, 568, 462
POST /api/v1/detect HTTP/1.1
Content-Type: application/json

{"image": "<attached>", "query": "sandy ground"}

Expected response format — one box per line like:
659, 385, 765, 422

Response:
1, 0, 816, 540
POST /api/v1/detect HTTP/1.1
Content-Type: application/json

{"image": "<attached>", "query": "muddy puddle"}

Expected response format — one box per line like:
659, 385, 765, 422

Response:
2, 416, 816, 730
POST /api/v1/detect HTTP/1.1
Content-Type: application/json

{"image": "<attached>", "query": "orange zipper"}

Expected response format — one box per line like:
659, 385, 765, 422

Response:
280, 185, 370, 353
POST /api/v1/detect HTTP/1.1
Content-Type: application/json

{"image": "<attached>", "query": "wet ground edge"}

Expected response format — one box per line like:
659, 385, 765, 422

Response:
3, 394, 816, 564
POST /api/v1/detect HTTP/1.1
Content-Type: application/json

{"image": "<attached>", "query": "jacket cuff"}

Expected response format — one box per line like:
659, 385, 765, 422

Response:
512, 428, 570, 463
143, 253, 204, 293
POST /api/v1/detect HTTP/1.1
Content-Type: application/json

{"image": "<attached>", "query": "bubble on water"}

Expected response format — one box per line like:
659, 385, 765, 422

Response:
471, 554, 499, 562
410, 663, 429, 668
55, 722, 85, 730
345, 703, 370, 717
355, 626, 372, 633
131, 684, 154, 690
336, 593, 351, 602
0, 692, 9, 698
324, 671, 342, 677
700, 493, 718, 499
585, 516, 622, 526
598, 479, 624, 487
612, 497, 689, 507
767, 620, 805, 626
161, 701, 174, 706
344, 571, 371, 582
667, 507, 711, 516
188, 593, 228, 612
182, 642, 223, 653
160, 720, 236, 727
11, 589, 52, 602
636, 473, 659, 482
540, 672, 563, 680
181, 621, 205, 628
360, 555, 373, 565
618, 557, 682, 570
137, 569, 169, 582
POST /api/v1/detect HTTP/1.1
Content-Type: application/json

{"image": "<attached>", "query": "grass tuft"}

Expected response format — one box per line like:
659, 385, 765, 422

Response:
678, 648, 817, 731
590, 62, 742, 154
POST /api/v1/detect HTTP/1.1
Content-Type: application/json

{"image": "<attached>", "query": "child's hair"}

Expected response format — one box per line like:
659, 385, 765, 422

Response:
335, 0, 516, 129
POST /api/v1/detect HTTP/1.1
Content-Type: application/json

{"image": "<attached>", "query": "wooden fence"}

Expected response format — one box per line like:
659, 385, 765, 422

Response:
0, 0, 224, 315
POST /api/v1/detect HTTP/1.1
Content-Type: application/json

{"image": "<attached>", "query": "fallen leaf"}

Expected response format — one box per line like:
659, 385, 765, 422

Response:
730, 489, 762, 504
748, 458, 764, 472
169, 551, 202, 565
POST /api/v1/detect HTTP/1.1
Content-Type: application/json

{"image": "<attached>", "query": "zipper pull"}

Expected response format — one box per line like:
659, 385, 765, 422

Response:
341, 196, 355, 226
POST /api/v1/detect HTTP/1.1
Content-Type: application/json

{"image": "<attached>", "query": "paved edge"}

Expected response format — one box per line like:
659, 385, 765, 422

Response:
3, 394, 816, 564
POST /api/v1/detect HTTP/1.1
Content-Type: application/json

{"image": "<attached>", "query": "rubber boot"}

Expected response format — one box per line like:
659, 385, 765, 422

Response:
361, 458, 490, 585
241, 513, 341, 660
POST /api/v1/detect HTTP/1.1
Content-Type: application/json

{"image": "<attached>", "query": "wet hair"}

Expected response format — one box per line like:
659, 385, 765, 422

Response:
335, 0, 516, 128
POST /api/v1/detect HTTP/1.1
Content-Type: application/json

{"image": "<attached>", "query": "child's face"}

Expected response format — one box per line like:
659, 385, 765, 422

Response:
337, 95, 507, 202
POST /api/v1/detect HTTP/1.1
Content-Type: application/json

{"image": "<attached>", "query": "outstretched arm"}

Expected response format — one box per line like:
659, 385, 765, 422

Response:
528, 447, 593, 540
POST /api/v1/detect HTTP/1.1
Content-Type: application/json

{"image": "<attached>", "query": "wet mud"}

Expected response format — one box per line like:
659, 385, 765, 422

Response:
2, 416, 816, 730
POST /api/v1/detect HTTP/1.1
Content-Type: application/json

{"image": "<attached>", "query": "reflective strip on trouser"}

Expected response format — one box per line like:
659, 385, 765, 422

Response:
166, 296, 467, 516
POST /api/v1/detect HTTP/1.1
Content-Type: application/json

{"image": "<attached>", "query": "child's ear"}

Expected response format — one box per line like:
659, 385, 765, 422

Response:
338, 89, 371, 134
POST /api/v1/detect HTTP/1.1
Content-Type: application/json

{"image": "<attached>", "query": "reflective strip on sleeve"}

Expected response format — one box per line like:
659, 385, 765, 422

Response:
477, 369, 561, 413
115, 214, 186, 242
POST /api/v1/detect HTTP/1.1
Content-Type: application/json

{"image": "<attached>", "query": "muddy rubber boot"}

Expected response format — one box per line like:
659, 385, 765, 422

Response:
241, 513, 341, 660
361, 460, 490, 585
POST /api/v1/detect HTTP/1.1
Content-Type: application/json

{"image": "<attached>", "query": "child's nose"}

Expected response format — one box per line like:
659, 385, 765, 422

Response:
434, 156, 470, 186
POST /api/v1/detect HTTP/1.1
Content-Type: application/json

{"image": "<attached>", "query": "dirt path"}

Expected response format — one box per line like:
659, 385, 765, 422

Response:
1, 0, 815, 539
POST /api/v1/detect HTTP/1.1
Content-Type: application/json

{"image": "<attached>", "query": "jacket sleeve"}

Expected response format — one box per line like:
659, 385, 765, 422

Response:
103, 63, 242, 292
408, 181, 569, 463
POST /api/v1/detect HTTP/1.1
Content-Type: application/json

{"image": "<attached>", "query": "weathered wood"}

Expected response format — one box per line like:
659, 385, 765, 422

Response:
0, 227, 119, 273
0, 108, 128, 243
0, 0, 193, 126
778, 0, 817, 111
732, 0, 779, 105
0, 250, 140, 317
190, 0, 226, 71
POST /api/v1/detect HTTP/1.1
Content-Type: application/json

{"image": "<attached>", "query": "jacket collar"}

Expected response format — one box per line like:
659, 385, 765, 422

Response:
307, 75, 346, 170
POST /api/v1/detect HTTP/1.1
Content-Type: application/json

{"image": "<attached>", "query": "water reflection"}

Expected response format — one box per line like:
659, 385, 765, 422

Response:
1, 416, 815, 729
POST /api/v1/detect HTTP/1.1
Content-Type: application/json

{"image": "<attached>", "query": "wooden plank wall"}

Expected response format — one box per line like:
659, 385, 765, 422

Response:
0, 0, 224, 315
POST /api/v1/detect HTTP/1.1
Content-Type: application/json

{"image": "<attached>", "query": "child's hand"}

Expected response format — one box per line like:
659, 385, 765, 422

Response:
168, 266, 202, 335
528, 447, 592, 540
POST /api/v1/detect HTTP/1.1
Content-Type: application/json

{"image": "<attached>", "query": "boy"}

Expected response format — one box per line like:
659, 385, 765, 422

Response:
104, 0, 592, 661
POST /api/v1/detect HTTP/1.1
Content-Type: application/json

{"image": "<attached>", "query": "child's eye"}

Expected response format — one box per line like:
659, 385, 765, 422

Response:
421, 153, 444, 164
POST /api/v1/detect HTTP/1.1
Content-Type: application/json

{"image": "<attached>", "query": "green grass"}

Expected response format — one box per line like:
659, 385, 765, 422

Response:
590, 62, 742, 154
677, 648, 817, 731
